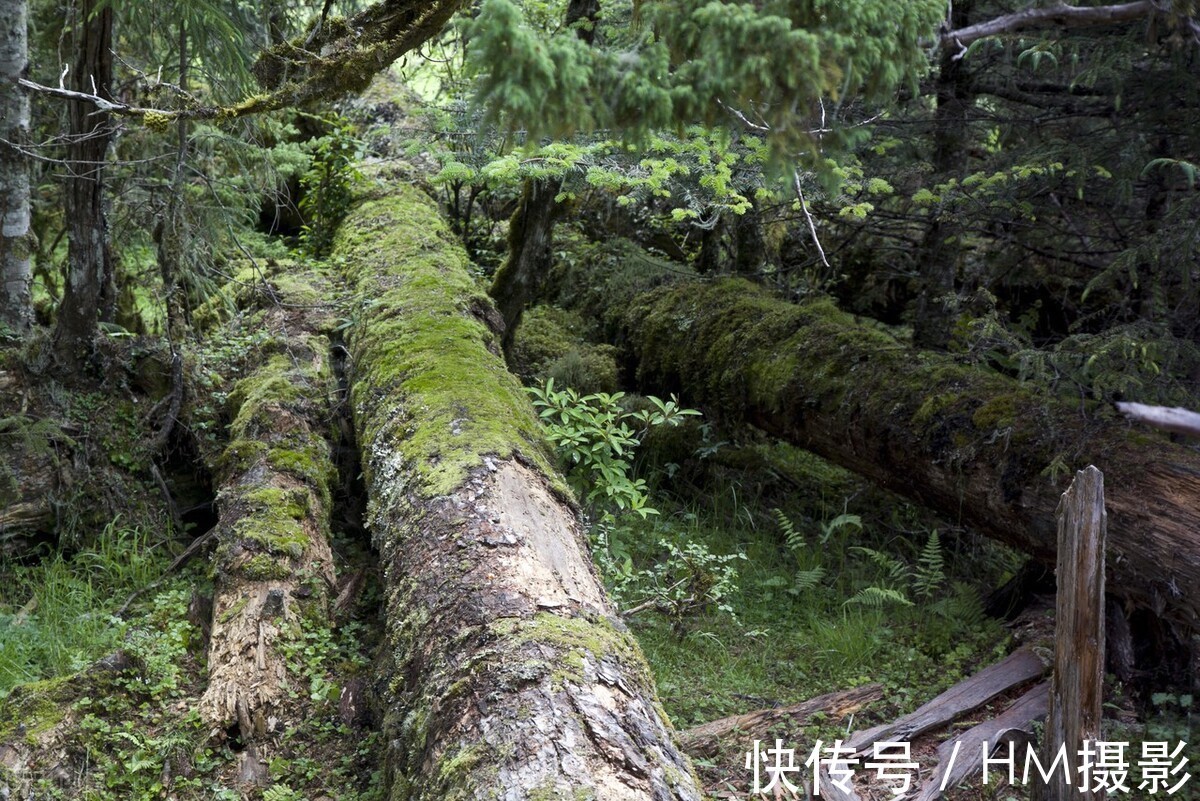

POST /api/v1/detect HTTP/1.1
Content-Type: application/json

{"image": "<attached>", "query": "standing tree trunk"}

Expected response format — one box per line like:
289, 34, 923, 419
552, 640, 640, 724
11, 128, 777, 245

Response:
491, 177, 561, 354
337, 183, 701, 800
0, 0, 32, 334
913, 0, 972, 350
489, 0, 598, 356
54, 0, 115, 368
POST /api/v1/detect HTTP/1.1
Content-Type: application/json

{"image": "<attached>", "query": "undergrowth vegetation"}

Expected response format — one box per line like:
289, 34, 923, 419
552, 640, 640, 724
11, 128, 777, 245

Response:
524, 375, 1018, 739
0, 515, 384, 800
0, 522, 163, 693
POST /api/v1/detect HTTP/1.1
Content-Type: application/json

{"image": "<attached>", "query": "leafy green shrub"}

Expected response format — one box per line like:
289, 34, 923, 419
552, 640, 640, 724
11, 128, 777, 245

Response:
298, 115, 364, 258
527, 378, 700, 516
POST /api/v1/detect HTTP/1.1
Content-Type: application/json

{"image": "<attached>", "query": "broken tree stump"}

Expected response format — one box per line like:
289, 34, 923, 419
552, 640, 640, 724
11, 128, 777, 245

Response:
1042, 465, 1106, 801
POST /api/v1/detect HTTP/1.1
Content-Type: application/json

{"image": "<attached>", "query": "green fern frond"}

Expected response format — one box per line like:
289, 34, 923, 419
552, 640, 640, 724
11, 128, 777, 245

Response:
912, 529, 945, 600
844, 586, 913, 609
851, 546, 907, 581
793, 566, 827, 592
773, 508, 806, 553
928, 582, 984, 626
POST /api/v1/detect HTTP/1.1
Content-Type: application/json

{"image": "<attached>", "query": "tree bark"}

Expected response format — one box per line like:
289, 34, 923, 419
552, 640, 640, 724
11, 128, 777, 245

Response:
336, 183, 701, 800
0, 0, 32, 334
941, 2, 1155, 52
552, 251, 1200, 627
54, 0, 115, 368
489, 0, 597, 355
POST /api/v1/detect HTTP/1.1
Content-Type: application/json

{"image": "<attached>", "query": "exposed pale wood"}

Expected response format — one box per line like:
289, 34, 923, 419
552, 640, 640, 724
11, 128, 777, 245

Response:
817, 763, 866, 801
1044, 466, 1106, 800
679, 684, 883, 759
845, 648, 1048, 754
915, 681, 1050, 800
1117, 401, 1200, 438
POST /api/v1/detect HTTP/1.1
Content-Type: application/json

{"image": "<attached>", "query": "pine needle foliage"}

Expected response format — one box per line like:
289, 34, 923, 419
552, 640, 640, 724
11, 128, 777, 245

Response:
466, 0, 944, 163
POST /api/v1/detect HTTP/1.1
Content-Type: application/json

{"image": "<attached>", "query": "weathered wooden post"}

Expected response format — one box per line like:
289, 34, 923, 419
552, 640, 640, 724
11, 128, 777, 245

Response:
1042, 465, 1106, 800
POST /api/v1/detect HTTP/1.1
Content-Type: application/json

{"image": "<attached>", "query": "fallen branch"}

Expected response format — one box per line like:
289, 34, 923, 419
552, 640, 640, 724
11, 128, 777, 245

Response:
941, 2, 1156, 53
679, 684, 883, 759
1116, 401, 1200, 438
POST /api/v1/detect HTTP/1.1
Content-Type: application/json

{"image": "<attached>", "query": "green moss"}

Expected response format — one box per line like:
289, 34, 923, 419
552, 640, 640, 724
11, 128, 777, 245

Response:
490, 613, 645, 688
142, 110, 173, 133
435, 744, 485, 784
972, 393, 1021, 430
545, 347, 619, 394
244, 486, 310, 520
0, 675, 76, 743
219, 595, 251, 623
512, 306, 572, 356
335, 186, 560, 498
239, 553, 293, 581
528, 783, 595, 801
912, 392, 962, 428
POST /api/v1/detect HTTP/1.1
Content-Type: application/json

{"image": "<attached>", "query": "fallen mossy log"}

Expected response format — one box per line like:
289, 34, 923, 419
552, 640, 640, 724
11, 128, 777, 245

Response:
544, 242, 1200, 627
336, 185, 701, 799
194, 269, 340, 755
618, 277, 1200, 624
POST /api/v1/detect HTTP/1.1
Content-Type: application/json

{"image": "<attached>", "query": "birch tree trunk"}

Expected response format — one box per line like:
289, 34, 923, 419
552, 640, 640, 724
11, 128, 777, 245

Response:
336, 182, 701, 800
0, 0, 31, 333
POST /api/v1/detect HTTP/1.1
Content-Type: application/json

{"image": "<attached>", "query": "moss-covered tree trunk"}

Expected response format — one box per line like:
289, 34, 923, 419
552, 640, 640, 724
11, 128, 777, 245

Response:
490, 177, 560, 355
197, 271, 339, 756
551, 247, 1200, 627
336, 183, 700, 800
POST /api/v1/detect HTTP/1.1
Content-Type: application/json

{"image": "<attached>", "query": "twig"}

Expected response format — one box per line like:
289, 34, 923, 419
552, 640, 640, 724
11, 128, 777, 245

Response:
150, 461, 184, 534
793, 171, 830, 269
116, 527, 219, 618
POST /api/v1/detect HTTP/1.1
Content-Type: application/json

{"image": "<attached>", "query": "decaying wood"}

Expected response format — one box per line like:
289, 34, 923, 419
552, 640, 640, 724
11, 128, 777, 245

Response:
338, 184, 701, 799
1116, 401, 1200, 438
679, 684, 883, 759
846, 648, 1047, 754
196, 271, 340, 744
1044, 466, 1106, 800
915, 681, 1050, 800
